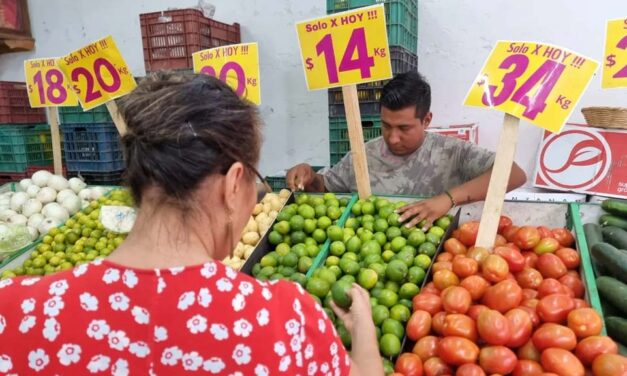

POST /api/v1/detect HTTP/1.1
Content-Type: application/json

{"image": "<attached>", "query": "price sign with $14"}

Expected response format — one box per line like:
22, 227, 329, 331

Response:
602, 18, 627, 88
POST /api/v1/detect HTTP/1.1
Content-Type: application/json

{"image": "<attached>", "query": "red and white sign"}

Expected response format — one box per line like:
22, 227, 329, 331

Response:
534, 123, 627, 198
428, 124, 478, 144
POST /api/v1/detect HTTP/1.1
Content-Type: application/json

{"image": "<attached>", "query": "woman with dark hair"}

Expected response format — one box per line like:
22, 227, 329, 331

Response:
0, 73, 383, 375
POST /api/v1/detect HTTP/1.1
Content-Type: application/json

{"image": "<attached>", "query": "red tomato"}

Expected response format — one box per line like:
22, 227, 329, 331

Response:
413, 336, 440, 362
559, 274, 585, 299
433, 261, 453, 273
479, 346, 518, 375
521, 298, 539, 309
503, 225, 521, 242
482, 279, 523, 313
573, 299, 589, 309
422, 282, 440, 295
537, 278, 570, 298
515, 226, 542, 250
456, 363, 486, 376
506, 308, 534, 348
467, 304, 490, 321
482, 254, 510, 283
532, 323, 577, 351
413, 293, 443, 316
537, 226, 553, 239
518, 339, 542, 362
498, 216, 513, 233
467, 247, 490, 264
433, 270, 460, 291
537, 294, 576, 323
437, 336, 480, 366
541, 348, 585, 376
522, 288, 538, 300
407, 310, 432, 341
431, 312, 447, 336
515, 268, 543, 290
575, 336, 619, 367
518, 305, 541, 328
436, 252, 454, 262
494, 234, 508, 247
533, 237, 561, 255
443, 314, 478, 342
452, 257, 479, 278
460, 275, 490, 301
452, 229, 461, 241
444, 238, 468, 255
522, 252, 539, 268
554, 248, 580, 270
395, 353, 424, 376
592, 354, 627, 376
423, 357, 453, 376
536, 254, 568, 279
567, 308, 603, 338
458, 221, 480, 247
477, 309, 511, 346
513, 360, 544, 376
441, 286, 472, 314
552, 228, 575, 247
494, 246, 526, 273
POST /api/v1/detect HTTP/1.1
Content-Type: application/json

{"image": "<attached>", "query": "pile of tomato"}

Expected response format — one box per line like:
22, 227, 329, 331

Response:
391, 217, 627, 376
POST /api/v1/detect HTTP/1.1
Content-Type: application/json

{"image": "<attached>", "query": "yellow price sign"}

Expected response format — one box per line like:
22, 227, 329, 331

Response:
602, 18, 627, 89
24, 58, 79, 108
295, 4, 392, 90
192, 42, 261, 105
464, 41, 598, 133
57, 36, 136, 111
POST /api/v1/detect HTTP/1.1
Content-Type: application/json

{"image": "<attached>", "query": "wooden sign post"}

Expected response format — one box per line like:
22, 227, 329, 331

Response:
342, 85, 371, 198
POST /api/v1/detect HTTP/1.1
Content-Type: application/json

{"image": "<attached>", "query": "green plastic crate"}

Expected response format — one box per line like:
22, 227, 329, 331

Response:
0, 124, 54, 172
329, 115, 382, 165
59, 104, 112, 124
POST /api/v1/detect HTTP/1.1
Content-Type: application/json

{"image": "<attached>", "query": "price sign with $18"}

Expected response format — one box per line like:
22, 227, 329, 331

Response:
24, 58, 79, 107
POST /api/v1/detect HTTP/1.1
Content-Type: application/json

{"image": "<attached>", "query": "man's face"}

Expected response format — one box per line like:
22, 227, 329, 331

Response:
381, 105, 432, 156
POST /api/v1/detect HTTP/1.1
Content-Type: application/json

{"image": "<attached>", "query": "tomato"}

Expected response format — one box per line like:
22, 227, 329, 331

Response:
513, 270, 540, 291
541, 348, 585, 376
498, 216, 513, 233
436, 252, 454, 262
515, 226, 542, 250
431, 312, 447, 336
452, 257, 479, 278
443, 314, 478, 342
395, 353, 423, 376
437, 336, 480, 366
494, 234, 508, 247
575, 336, 619, 367
573, 299, 589, 309
522, 288, 538, 300
533, 237, 561, 255
413, 293, 442, 316
460, 275, 490, 301
458, 221, 480, 247
522, 252, 539, 268
559, 274, 584, 299
532, 323, 577, 351
407, 310, 432, 341
482, 279, 523, 313
536, 254, 568, 279
477, 309, 511, 346
422, 282, 441, 295
592, 354, 627, 376
413, 336, 440, 362
441, 286, 472, 314
479, 346, 518, 375
433, 270, 460, 291
506, 308, 534, 348
518, 339, 542, 362
433, 261, 453, 273
467, 304, 489, 321
494, 246, 526, 273
552, 228, 575, 247
537, 278, 570, 298
518, 304, 541, 328
482, 254, 510, 283
456, 363, 486, 376
444, 238, 468, 255
537, 294, 576, 323
423, 357, 453, 376
567, 308, 602, 338
513, 360, 544, 376
503, 225, 521, 242
555, 248, 580, 270
537, 226, 553, 239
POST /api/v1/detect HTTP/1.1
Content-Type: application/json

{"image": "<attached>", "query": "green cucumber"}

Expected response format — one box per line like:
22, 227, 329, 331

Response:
585, 223, 605, 249
599, 214, 627, 230
596, 276, 627, 315
591, 243, 627, 284
602, 198, 627, 218
600, 297, 621, 317
605, 316, 627, 347
602, 226, 627, 250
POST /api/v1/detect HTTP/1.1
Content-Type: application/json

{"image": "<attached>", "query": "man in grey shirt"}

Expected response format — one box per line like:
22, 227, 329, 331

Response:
287, 72, 527, 228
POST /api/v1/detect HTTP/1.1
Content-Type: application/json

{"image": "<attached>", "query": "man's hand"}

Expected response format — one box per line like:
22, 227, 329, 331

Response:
396, 194, 453, 230
286, 163, 316, 191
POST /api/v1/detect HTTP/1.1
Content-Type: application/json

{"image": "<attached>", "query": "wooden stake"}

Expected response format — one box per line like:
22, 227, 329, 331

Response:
475, 113, 520, 248
342, 84, 371, 199
105, 101, 128, 135
46, 107, 64, 176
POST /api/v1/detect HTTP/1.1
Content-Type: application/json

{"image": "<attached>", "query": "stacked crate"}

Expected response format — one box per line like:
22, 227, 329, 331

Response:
326, 0, 418, 165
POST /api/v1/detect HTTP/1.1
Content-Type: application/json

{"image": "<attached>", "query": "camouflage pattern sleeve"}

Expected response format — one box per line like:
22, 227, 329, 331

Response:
321, 153, 353, 192
457, 140, 496, 182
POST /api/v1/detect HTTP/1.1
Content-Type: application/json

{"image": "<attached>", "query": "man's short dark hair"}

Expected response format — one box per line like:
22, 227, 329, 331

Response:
380, 71, 431, 119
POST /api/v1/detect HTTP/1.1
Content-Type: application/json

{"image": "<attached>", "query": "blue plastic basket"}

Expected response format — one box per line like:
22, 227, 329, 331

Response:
61, 122, 124, 172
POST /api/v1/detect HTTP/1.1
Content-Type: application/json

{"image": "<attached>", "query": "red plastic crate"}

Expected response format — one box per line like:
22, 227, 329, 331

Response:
0, 81, 46, 124
0, 172, 27, 184
140, 9, 241, 71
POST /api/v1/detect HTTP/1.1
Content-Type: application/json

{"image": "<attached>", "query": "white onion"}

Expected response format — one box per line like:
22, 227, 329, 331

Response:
91, 187, 109, 199
31, 170, 52, 187
81, 200, 89, 209
26, 185, 40, 198
47, 175, 69, 192
7, 214, 27, 226
0, 209, 17, 222
61, 195, 82, 215
36, 187, 57, 204
19, 179, 33, 191
22, 199, 42, 217
27, 213, 44, 228
78, 189, 92, 200
27, 226, 39, 241
42, 202, 69, 222
9, 192, 29, 212
69, 177, 87, 194
38, 217, 61, 235
56, 189, 76, 204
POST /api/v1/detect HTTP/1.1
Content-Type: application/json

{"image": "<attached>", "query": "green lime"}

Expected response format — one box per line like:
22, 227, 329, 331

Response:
407, 230, 426, 247
382, 250, 395, 263
306, 277, 330, 298
426, 233, 441, 245
281, 267, 296, 277
387, 213, 401, 227
268, 231, 283, 246
329, 241, 346, 256
371, 287, 383, 299
362, 221, 374, 232
383, 358, 395, 374
351, 202, 362, 216
418, 242, 437, 257
326, 255, 340, 267
289, 215, 305, 232
361, 202, 375, 215
429, 225, 446, 238
360, 240, 381, 258
339, 259, 360, 276
328, 265, 342, 278
276, 243, 290, 256
357, 268, 378, 290
274, 221, 291, 235
345, 217, 359, 230
327, 225, 343, 242
385, 281, 400, 293
399, 283, 420, 300
276, 210, 293, 222
343, 252, 359, 262
390, 237, 407, 253
290, 273, 307, 287
252, 264, 261, 276
378, 205, 395, 219
358, 229, 374, 243
386, 226, 402, 241
373, 218, 389, 233
375, 198, 391, 211
378, 289, 399, 308
303, 219, 317, 234
346, 236, 362, 254
282, 252, 299, 268
312, 229, 327, 243
260, 254, 278, 268
325, 197, 340, 207
373, 232, 387, 246
395, 250, 415, 267
372, 305, 390, 326
361, 214, 375, 223
399, 299, 413, 310
339, 275, 356, 285
327, 206, 342, 221
298, 204, 316, 220
331, 280, 353, 309
291, 231, 307, 245
386, 260, 408, 282
435, 216, 451, 231
314, 204, 328, 218
414, 254, 431, 269
317, 268, 337, 285
382, 318, 405, 339
310, 196, 325, 207
295, 193, 309, 205
407, 266, 426, 285
338, 324, 352, 349
306, 244, 320, 258
292, 244, 307, 258
369, 263, 387, 280
390, 304, 412, 322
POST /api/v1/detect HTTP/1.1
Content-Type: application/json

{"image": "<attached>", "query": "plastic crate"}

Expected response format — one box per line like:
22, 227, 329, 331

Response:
0, 124, 54, 172
265, 166, 325, 191
0, 81, 46, 124
329, 116, 382, 165
59, 104, 112, 124
68, 170, 125, 186
61, 123, 125, 172
140, 9, 240, 71
26, 165, 67, 177
0, 172, 27, 184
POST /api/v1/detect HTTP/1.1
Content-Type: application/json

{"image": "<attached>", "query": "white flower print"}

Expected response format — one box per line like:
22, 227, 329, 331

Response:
255, 364, 269, 376
274, 341, 286, 356
19, 315, 36, 333
296, 351, 304, 367
318, 319, 326, 333
122, 270, 138, 289
92, 258, 104, 266
102, 268, 120, 284
129, 342, 150, 358
330, 342, 338, 356
182, 351, 203, 371
210, 323, 229, 341
57, 344, 81, 366
261, 287, 272, 300
154, 326, 168, 342
216, 278, 233, 292
177, 291, 195, 311
108, 330, 130, 351
203, 357, 225, 374
28, 349, 49, 372
232, 344, 251, 366
0, 279, 12, 289
345, 354, 350, 366
285, 319, 300, 336
305, 344, 314, 359
43, 296, 64, 317
321, 362, 329, 373
21, 277, 40, 286
314, 300, 322, 312
73, 263, 88, 277
232, 293, 246, 312
187, 314, 208, 334
43, 317, 60, 342
169, 266, 185, 276
279, 355, 291, 372
157, 277, 166, 294
200, 262, 218, 279
294, 282, 305, 295
225, 265, 237, 280
308, 361, 318, 376
79, 292, 98, 311
160, 346, 182, 366
108, 292, 130, 311
197, 288, 212, 308
86, 319, 111, 340
233, 319, 253, 338
230, 373, 244, 376
293, 298, 302, 314
332, 354, 340, 369
111, 358, 129, 376
48, 279, 69, 296
20, 299, 35, 315
131, 306, 149, 325
290, 335, 302, 352
0, 314, 5, 334
239, 281, 254, 296
256, 309, 270, 326
0, 354, 12, 373
87, 355, 110, 373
